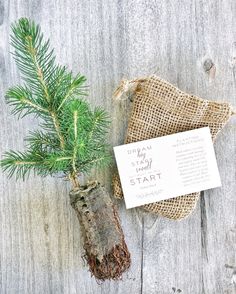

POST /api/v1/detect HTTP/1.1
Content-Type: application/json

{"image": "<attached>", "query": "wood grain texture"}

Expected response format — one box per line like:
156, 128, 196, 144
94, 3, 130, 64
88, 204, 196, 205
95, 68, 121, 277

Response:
0, 0, 235, 293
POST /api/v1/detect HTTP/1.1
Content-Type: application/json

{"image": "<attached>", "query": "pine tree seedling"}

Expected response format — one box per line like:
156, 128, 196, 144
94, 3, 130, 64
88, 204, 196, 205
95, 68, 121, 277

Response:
1, 18, 130, 280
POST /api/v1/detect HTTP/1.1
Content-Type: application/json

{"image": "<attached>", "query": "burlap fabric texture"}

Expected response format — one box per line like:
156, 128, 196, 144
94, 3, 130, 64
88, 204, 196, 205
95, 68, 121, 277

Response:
113, 75, 234, 220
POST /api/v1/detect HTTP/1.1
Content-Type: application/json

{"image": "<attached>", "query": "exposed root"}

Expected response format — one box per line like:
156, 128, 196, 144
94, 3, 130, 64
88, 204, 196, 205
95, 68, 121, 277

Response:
84, 241, 130, 281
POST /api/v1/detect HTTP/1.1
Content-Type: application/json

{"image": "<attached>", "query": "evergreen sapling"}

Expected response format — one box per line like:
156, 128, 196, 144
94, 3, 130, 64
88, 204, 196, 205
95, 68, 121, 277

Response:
1, 18, 130, 280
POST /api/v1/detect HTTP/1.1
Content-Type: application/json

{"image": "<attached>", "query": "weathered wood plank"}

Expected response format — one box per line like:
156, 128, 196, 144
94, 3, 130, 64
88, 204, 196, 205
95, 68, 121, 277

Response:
137, 0, 236, 293
0, 0, 236, 293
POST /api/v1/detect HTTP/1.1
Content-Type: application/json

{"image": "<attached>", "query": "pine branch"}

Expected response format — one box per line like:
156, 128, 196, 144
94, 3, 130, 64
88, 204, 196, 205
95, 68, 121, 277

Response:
1, 18, 111, 182
25, 130, 61, 151
10, 18, 87, 150
10, 18, 87, 112
11, 19, 54, 103
79, 152, 111, 173
6, 85, 49, 117
72, 109, 79, 173
1, 150, 73, 180
88, 107, 111, 141
1, 150, 45, 180
57, 74, 87, 111
50, 111, 65, 149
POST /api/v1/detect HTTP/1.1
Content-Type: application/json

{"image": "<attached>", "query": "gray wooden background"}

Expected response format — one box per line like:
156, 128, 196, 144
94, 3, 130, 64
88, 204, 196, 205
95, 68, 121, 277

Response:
0, 0, 236, 293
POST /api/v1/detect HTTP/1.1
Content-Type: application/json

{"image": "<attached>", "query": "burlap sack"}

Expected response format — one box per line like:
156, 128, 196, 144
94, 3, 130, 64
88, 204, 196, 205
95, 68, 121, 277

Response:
113, 75, 234, 220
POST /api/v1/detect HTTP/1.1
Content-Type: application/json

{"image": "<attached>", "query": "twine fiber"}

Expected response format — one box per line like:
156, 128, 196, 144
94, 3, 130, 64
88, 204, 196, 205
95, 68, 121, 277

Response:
113, 75, 234, 220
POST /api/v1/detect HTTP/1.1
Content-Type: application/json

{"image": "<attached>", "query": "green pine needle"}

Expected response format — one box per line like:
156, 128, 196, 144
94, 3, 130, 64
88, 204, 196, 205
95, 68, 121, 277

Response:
1, 18, 111, 183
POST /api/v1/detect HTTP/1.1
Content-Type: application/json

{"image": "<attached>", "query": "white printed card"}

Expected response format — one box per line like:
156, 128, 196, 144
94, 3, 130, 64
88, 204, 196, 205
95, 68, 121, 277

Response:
113, 127, 221, 209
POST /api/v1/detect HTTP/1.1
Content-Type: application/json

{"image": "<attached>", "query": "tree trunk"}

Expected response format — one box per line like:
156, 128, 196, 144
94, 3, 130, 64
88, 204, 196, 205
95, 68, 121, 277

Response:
69, 182, 131, 281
